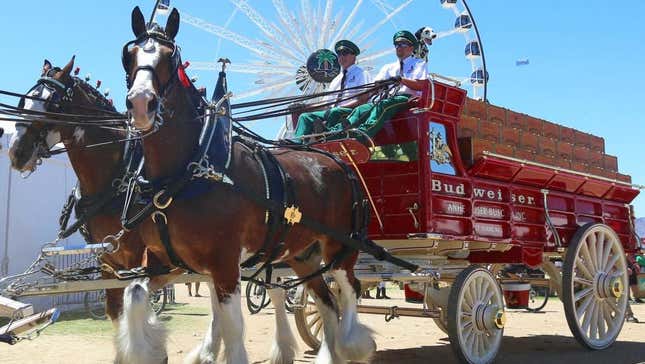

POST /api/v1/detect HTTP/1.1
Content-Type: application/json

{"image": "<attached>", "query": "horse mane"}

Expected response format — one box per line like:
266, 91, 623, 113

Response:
72, 77, 117, 113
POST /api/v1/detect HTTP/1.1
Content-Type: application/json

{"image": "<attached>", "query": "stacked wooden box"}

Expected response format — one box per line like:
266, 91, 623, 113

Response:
457, 98, 631, 183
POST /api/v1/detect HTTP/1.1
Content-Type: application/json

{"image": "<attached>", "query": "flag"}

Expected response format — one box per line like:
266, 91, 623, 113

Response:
157, 0, 170, 15
516, 58, 530, 66
209, 69, 232, 170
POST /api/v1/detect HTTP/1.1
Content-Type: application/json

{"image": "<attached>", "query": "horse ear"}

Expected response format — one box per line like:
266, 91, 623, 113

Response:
42, 59, 52, 75
131, 6, 146, 38
165, 8, 180, 40
61, 56, 76, 75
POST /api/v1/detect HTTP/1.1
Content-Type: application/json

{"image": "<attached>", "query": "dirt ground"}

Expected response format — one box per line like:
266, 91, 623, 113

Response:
1, 284, 644, 364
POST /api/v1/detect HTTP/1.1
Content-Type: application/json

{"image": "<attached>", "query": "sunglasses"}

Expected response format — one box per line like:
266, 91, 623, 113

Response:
394, 42, 413, 48
336, 49, 354, 56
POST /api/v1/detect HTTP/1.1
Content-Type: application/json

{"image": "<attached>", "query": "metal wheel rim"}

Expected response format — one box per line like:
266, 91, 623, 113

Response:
452, 268, 504, 363
564, 224, 628, 349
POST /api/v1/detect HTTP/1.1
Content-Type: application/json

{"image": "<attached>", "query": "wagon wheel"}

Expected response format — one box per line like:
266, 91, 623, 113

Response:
293, 281, 340, 350
294, 286, 323, 350
562, 223, 628, 350
84, 290, 107, 320
526, 284, 549, 312
448, 265, 505, 364
246, 279, 270, 314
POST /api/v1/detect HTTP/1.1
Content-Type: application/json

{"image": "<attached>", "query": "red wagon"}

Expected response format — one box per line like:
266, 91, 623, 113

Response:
292, 79, 641, 363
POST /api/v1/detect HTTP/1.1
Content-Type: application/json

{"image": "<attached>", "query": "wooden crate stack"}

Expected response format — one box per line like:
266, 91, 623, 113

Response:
457, 98, 631, 183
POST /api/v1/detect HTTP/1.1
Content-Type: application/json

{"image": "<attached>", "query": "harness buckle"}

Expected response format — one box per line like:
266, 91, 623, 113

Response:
153, 190, 173, 209
152, 210, 168, 225
284, 205, 302, 225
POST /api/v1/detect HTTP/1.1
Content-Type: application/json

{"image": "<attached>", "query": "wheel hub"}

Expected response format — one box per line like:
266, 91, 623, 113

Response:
474, 303, 504, 331
595, 272, 624, 299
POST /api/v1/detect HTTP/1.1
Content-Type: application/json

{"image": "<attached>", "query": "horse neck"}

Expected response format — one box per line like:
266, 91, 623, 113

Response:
142, 86, 201, 180
63, 92, 124, 196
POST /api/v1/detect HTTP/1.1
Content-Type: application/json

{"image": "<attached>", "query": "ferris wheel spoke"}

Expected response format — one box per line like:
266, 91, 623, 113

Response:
436, 28, 462, 40
272, 0, 309, 54
317, 0, 334, 49
356, 0, 414, 44
230, 0, 308, 63
329, 0, 364, 47
181, 12, 291, 66
233, 77, 297, 100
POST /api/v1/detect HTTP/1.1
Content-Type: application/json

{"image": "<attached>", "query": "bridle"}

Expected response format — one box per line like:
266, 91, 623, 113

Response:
122, 31, 181, 107
15, 68, 77, 168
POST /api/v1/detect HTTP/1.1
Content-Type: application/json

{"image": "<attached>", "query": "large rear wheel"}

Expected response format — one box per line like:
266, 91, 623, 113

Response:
562, 223, 628, 350
447, 265, 505, 364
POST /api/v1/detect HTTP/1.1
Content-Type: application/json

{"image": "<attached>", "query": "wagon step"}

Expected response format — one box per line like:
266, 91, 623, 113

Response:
0, 308, 59, 345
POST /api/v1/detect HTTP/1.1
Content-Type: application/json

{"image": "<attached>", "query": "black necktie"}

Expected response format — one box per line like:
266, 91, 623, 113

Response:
335, 69, 348, 106
399, 60, 405, 77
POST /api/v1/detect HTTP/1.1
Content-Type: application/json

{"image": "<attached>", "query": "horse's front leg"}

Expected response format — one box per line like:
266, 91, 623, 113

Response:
184, 283, 222, 364
267, 285, 298, 364
216, 278, 249, 364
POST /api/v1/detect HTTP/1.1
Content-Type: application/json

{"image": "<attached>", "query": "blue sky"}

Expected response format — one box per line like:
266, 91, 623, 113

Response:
1, 1, 644, 215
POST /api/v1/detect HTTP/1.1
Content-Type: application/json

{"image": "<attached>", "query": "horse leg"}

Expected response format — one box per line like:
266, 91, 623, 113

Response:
266, 286, 298, 364
184, 283, 222, 364
330, 253, 375, 363
289, 260, 344, 364
216, 280, 249, 364
105, 287, 124, 328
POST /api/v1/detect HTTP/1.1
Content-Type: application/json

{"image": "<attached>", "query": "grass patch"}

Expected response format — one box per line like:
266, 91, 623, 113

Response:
5, 302, 214, 337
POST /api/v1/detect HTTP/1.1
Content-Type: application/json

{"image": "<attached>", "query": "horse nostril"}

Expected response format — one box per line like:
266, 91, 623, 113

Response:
148, 98, 159, 113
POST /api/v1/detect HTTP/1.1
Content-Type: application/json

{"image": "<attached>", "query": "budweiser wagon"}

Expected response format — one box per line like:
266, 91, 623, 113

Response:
292, 79, 642, 363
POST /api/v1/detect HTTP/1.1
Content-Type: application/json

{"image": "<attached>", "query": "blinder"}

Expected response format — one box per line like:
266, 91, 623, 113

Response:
122, 32, 180, 95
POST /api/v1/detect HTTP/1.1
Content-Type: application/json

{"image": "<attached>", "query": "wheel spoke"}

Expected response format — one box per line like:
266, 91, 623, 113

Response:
312, 319, 323, 338
600, 237, 613, 272
580, 239, 597, 273
575, 256, 595, 281
308, 314, 321, 327
576, 294, 594, 318
574, 286, 594, 303
603, 253, 620, 273
589, 302, 599, 340
580, 299, 596, 334
598, 302, 607, 338
596, 231, 605, 272
601, 301, 616, 331
574, 277, 594, 286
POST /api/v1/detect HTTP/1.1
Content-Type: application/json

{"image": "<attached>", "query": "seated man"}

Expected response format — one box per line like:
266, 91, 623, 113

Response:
294, 40, 371, 138
327, 30, 429, 138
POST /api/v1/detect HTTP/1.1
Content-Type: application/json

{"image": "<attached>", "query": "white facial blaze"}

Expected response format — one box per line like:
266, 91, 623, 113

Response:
127, 38, 161, 131
22, 86, 51, 113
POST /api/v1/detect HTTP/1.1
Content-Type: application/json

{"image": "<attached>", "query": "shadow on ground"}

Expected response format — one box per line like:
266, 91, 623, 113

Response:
370, 335, 645, 364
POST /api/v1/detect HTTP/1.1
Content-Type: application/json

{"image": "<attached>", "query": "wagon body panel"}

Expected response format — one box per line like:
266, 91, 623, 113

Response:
334, 80, 641, 267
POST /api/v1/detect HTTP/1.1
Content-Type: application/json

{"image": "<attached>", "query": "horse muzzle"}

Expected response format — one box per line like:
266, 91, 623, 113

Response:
127, 88, 160, 131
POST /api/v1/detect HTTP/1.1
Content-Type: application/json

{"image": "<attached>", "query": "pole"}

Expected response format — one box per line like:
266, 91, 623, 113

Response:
148, 0, 163, 27
1, 134, 12, 277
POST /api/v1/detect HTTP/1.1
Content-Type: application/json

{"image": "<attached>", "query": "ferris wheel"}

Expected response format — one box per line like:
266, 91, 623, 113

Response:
154, 0, 488, 102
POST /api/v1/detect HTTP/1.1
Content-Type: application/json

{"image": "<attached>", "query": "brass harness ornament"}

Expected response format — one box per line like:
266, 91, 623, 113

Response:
284, 205, 302, 225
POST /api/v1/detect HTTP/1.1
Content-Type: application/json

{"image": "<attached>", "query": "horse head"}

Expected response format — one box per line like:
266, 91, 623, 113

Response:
8, 57, 117, 174
124, 6, 181, 132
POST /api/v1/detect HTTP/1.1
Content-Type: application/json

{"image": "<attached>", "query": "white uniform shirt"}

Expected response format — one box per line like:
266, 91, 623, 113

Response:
374, 55, 428, 96
324, 64, 372, 107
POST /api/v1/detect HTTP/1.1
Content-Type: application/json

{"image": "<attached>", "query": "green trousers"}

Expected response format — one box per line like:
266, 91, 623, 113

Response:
294, 107, 352, 137
328, 95, 411, 137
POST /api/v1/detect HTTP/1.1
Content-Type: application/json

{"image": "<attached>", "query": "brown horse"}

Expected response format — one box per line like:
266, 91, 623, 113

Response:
123, 7, 375, 364
8, 58, 158, 326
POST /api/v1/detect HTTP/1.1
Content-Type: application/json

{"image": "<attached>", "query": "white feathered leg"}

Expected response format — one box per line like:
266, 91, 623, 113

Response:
184, 283, 222, 364
219, 285, 249, 364
310, 293, 345, 364
331, 270, 375, 363
115, 279, 168, 364
266, 287, 298, 364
